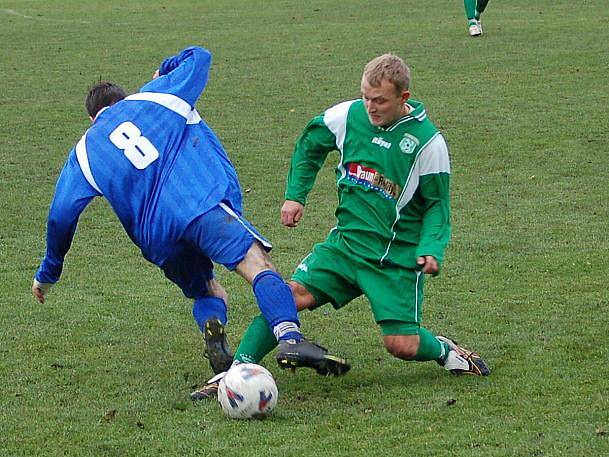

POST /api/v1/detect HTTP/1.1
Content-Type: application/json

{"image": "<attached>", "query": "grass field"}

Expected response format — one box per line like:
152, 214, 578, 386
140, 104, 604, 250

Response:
1, 1, 608, 456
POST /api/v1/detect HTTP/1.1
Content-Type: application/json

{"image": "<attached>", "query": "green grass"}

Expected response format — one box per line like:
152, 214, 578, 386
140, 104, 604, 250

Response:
1, 0, 608, 455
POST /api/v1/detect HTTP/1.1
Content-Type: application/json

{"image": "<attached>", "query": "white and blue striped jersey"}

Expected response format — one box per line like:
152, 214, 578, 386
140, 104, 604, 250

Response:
36, 46, 243, 284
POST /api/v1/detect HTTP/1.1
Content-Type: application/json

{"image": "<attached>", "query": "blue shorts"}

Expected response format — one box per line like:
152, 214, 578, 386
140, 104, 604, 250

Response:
160, 202, 271, 299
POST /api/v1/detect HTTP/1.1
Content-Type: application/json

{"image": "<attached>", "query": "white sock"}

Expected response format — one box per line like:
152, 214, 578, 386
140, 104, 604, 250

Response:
272, 321, 301, 340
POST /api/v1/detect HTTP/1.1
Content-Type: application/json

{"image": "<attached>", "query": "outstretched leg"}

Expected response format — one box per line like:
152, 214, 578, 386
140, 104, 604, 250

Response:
183, 205, 349, 397
382, 325, 490, 376
190, 280, 350, 400
235, 245, 350, 375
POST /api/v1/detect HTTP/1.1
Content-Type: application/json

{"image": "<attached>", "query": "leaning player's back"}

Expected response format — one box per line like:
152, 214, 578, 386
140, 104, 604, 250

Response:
84, 95, 240, 265
84, 99, 189, 261
70, 46, 239, 265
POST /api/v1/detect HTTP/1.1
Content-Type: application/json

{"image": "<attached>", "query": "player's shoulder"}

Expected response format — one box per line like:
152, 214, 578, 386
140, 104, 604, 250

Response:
325, 98, 361, 115
323, 98, 361, 124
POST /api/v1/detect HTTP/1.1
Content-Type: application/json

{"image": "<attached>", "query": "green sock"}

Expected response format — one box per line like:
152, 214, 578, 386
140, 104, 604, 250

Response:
477, 0, 489, 15
234, 314, 278, 364
464, 0, 477, 21
414, 328, 449, 362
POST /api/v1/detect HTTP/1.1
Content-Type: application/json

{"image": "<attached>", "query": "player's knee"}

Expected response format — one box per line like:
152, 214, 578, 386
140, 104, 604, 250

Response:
383, 336, 419, 360
288, 280, 317, 311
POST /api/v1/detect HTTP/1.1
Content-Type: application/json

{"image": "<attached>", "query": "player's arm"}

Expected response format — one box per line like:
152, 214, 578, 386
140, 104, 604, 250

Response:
284, 99, 357, 226
285, 115, 340, 204
282, 115, 337, 226
415, 134, 451, 275
33, 150, 98, 303
139, 46, 212, 108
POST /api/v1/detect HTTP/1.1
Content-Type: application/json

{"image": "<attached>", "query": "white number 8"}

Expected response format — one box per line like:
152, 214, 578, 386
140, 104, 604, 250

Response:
109, 122, 159, 170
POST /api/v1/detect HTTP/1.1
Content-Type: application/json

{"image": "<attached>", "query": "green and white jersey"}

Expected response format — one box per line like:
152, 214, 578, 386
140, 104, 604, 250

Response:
286, 98, 451, 269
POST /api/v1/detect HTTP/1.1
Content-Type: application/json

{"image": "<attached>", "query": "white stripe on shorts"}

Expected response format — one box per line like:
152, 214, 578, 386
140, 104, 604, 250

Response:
414, 270, 422, 323
218, 202, 272, 249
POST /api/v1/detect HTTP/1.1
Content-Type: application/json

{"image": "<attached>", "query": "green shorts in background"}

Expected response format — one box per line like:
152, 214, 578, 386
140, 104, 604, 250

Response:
291, 230, 424, 335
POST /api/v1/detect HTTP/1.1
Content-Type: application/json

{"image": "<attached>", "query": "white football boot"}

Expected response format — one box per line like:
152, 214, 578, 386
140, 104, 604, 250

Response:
468, 20, 482, 37
437, 336, 490, 376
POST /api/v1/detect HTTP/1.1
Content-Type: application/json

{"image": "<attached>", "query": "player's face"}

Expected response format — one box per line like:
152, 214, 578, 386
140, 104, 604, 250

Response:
361, 77, 410, 127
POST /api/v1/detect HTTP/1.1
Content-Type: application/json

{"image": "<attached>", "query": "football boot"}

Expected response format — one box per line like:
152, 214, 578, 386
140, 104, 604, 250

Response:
437, 335, 490, 376
276, 339, 350, 376
190, 371, 226, 401
468, 19, 482, 36
203, 318, 233, 374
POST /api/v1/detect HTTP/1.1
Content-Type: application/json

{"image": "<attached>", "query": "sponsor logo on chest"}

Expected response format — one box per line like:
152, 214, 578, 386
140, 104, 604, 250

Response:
371, 134, 419, 155
347, 163, 402, 200
371, 136, 392, 149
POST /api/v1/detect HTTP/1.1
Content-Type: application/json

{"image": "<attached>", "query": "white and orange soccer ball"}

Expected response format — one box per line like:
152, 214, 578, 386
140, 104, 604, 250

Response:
217, 363, 278, 419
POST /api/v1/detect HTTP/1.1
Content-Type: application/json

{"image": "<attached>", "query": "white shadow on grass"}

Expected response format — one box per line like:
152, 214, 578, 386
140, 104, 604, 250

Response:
0, 8, 90, 24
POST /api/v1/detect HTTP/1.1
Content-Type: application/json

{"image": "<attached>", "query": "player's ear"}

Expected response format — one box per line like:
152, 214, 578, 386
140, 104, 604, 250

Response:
401, 90, 411, 103
89, 115, 94, 122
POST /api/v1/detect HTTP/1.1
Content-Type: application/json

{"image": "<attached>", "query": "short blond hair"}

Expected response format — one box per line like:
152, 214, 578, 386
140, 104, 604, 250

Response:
363, 54, 411, 94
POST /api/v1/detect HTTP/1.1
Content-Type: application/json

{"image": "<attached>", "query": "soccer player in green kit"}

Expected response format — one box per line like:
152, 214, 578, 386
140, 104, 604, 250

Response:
465, 0, 490, 36
192, 53, 489, 399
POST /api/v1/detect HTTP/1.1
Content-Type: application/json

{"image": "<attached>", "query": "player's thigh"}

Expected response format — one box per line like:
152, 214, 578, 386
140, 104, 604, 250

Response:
183, 202, 272, 271
160, 242, 214, 299
359, 265, 424, 333
291, 238, 361, 310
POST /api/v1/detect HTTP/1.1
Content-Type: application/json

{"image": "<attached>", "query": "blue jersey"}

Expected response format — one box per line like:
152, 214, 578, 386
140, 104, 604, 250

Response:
36, 46, 243, 284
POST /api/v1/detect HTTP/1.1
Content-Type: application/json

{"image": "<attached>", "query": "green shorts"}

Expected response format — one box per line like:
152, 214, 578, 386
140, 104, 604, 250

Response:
291, 230, 424, 336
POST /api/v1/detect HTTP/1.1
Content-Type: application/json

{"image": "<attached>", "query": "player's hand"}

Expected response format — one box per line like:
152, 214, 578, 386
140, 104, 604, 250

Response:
31, 283, 45, 304
31, 279, 52, 304
281, 200, 304, 227
416, 256, 439, 276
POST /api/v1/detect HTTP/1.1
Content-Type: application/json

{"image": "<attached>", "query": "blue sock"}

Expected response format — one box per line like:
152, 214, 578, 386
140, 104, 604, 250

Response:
252, 270, 300, 330
192, 296, 227, 332
280, 331, 304, 343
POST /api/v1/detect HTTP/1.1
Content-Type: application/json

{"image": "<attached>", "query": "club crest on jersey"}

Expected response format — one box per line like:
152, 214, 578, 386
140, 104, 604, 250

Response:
399, 133, 419, 154
347, 163, 402, 200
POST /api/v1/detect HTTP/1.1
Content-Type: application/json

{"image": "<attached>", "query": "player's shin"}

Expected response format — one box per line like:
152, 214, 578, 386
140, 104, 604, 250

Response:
414, 327, 448, 362
234, 314, 278, 364
252, 270, 302, 341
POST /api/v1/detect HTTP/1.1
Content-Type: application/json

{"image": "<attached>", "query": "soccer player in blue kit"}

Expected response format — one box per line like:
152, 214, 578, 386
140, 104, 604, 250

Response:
31, 46, 349, 384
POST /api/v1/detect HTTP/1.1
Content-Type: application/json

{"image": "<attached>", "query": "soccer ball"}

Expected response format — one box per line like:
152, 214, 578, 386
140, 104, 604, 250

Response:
218, 363, 278, 420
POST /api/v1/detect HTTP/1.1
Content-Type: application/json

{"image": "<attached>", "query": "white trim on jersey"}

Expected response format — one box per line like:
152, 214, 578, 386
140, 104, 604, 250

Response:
324, 100, 357, 182
419, 134, 450, 176
218, 202, 272, 250
380, 132, 448, 264
386, 104, 427, 132
414, 270, 422, 323
395, 132, 447, 212
125, 92, 202, 125
75, 130, 102, 194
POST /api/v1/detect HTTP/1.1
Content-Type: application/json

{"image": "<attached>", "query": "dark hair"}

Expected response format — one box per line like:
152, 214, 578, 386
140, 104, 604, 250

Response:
85, 81, 127, 118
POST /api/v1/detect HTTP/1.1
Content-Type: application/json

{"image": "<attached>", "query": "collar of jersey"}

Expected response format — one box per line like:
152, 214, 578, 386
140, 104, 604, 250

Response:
379, 100, 426, 132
